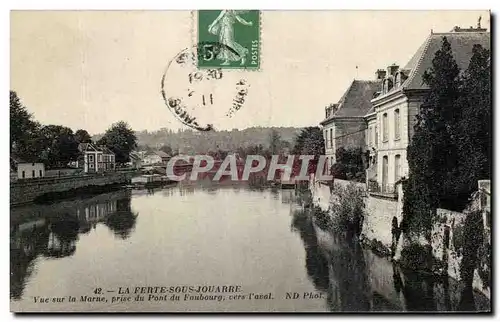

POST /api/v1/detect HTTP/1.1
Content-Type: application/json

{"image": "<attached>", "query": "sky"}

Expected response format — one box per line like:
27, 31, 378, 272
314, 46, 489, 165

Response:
10, 10, 489, 135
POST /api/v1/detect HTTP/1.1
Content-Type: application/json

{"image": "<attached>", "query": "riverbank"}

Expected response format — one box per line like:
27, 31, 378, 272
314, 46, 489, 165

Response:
297, 204, 491, 312
10, 171, 137, 206
308, 178, 491, 304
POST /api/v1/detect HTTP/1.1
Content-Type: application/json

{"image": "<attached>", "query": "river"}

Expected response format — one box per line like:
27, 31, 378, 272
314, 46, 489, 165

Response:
10, 182, 490, 312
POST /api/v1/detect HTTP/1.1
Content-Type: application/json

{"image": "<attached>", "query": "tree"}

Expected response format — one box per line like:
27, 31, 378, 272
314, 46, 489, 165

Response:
330, 147, 366, 182
75, 129, 92, 144
403, 37, 472, 235
269, 129, 282, 154
293, 127, 325, 156
456, 44, 491, 198
98, 121, 137, 164
159, 144, 173, 156
292, 127, 325, 175
10, 91, 41, 160
39, 125, 79, 168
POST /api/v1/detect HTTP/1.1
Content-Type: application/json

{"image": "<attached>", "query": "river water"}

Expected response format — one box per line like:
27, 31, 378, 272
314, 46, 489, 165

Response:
10, 182, 490, 312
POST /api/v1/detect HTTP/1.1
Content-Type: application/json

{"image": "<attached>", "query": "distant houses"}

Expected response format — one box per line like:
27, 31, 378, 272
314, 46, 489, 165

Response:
142, 151, 172, 165
319, 25, 490, 194
128, 150, 172, 168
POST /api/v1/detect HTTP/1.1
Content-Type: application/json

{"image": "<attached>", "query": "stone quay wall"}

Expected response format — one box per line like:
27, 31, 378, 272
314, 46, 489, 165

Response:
10, 172, 134, 206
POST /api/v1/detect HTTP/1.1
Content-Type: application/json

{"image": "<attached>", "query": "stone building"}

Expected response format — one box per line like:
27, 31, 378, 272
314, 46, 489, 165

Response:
320, 79, 382, 172
367, 26, 490, 193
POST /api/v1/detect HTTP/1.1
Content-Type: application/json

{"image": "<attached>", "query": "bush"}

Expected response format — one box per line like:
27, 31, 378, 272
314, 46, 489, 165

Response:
330, 147, 367, 183
329, 183, 365, 238
400, 243, 434, 273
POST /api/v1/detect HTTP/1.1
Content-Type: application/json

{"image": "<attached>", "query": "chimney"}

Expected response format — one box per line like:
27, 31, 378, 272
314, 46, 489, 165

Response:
375, 69, 386, 80
387, 64, 399, 76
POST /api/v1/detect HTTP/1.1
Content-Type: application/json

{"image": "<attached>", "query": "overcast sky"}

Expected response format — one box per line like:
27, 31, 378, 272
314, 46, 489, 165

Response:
10, 10, 489, 134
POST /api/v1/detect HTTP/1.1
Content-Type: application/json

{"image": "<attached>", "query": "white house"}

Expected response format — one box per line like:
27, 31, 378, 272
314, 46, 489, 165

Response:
367, 26, 490, 194
143, 153, 162, 165
78, 143, 116, 173
143, 151, 171, 165
17, 162, 45, 179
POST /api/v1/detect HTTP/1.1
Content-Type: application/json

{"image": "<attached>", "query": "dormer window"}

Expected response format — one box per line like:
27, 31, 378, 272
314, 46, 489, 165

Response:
387, 78, 394, 92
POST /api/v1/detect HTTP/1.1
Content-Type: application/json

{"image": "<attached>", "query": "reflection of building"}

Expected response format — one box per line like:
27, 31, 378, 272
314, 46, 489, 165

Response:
291, 204, 491, 312
75, 197, 119, 233
281, 189, 294, 204
46, 232, 77, 257
10, 189, 135, 300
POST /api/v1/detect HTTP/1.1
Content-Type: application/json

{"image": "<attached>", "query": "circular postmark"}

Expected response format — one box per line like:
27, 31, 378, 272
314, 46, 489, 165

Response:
161, 43, 251, 131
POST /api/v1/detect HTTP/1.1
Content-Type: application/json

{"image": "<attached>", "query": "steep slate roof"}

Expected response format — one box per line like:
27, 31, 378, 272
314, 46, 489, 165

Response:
399, 31, 490, 92
323, 80, 381, 123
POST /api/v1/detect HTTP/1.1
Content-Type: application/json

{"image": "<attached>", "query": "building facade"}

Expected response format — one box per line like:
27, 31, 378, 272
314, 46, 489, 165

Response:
320, 80, 382, 172
78, 143, 116, 173
143, 151, 171, 165
99, 146, 116, 171
17, 162, 45, 179
368, 27, 490, 193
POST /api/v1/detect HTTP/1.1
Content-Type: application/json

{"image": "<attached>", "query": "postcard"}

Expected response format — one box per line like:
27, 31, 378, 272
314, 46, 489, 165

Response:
10, 10, 491, 312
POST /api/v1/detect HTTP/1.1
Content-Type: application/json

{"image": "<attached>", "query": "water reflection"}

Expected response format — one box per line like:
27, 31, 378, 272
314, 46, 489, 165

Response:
10, 185, 490, 312
290, 205, 491, 312
10, 190, 136, 300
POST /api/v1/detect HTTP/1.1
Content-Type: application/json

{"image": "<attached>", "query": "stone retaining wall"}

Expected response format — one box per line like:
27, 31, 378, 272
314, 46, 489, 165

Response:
10, 172, 134, 206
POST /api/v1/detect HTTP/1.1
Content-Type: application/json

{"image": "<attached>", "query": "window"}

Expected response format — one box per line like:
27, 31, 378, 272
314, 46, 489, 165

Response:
329, 129, 333, 149
89, 154, 94, 162
22, 171, 25, 179
39, 170, 42, 177
382, 113, 388, 142
444, 226, 450, 249
324, 130, 328, 149
367, 126, 371, 146
375, 126, 378, 145
98, 154, 102, 162
394, 109, 400, 140
395, 154, 401, 182
32, 170, 35, 178
382, 156, 388, 189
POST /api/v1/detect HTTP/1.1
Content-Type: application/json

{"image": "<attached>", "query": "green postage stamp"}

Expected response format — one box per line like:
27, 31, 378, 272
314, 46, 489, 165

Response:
197, 10, 260, 69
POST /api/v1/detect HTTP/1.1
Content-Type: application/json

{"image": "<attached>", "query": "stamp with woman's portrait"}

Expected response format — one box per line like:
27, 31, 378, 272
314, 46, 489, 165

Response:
198, 10, 260, 69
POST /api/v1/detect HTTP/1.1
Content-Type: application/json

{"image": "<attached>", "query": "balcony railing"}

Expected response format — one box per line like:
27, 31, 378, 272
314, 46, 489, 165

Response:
368, 181, 397, 197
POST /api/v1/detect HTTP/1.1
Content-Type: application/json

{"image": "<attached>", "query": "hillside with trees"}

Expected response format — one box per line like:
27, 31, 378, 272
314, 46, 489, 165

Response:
93, 127, 303, 155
